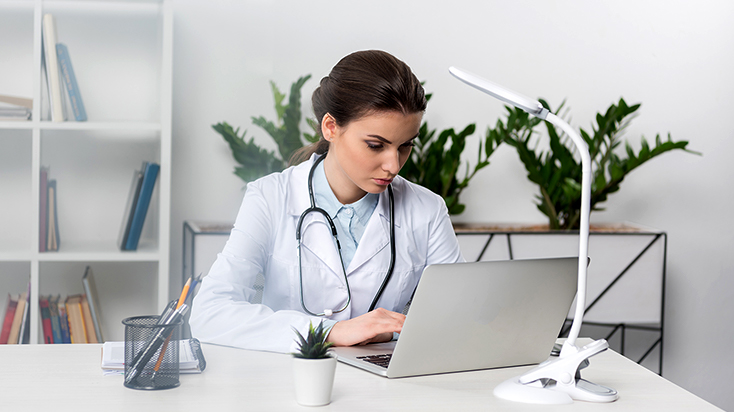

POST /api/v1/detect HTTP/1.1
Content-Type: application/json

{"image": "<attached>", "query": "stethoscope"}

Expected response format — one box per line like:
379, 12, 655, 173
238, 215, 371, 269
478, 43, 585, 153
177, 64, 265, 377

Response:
296, 154, 396, 317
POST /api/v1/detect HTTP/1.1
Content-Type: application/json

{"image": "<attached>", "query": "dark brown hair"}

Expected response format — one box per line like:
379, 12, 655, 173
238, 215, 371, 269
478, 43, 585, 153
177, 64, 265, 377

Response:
290, 50, 427, 165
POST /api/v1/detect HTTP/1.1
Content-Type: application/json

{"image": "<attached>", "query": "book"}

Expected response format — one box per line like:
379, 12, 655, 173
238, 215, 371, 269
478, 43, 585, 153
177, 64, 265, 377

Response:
101, 338, 206, 375
40, 167, 48, 252
0, 94, 32, 121
118, 169, 144, 250
42, 13, 65, 122
65, 295, 87, 343
17, 283, 31, 344
0, 94, 32, 109
58, 303, 71, 344
0, 107, 31, 120
40, 296, 54, 344
79, 295, 97, 344
81, 266, 104, 342
0, 294, 18, 344
56, 43, 87, 122
48, 295, 63, 344
7, 292, 27, 344
124, 162, 159, 251
47, 179, 60, 251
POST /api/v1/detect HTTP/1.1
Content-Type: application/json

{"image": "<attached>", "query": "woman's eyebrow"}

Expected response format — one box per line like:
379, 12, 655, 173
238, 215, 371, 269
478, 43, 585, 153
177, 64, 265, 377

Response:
367, 134, 392, 144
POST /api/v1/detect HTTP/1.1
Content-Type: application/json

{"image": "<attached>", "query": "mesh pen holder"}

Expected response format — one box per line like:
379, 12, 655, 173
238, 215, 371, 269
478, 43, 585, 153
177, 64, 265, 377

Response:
123, 315, 182, 390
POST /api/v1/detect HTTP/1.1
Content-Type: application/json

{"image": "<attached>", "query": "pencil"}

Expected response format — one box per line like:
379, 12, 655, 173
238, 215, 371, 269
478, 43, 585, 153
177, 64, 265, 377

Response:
176, 277, 192, 310
152, 277, 192, 376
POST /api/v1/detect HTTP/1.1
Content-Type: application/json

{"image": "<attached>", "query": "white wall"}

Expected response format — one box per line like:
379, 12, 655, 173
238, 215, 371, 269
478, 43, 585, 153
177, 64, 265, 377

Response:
171, 1, 734, 409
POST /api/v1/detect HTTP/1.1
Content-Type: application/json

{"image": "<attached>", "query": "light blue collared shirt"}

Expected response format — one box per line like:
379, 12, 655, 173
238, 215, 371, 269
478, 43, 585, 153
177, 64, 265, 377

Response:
312, 159, 378, 271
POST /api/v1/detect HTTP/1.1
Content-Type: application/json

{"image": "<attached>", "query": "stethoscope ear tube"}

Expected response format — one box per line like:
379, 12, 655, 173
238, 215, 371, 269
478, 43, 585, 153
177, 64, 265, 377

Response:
368, 184, 395, 311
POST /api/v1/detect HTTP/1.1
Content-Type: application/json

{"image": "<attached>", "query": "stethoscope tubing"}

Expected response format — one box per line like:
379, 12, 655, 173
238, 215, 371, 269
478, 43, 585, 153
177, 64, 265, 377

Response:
296, 154, 395, 317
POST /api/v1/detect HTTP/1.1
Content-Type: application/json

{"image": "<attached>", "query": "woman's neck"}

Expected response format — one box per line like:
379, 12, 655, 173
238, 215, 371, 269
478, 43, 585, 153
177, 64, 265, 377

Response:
322, 155, 367, 205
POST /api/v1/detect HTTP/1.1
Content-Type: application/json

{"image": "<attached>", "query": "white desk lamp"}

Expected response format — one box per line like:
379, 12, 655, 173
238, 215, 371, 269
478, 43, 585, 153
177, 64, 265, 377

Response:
449, 66, 619, 404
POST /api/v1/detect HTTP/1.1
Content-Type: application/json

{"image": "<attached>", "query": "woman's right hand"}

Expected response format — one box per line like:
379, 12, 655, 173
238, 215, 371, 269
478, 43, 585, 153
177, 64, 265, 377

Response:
326, 308, 405, 347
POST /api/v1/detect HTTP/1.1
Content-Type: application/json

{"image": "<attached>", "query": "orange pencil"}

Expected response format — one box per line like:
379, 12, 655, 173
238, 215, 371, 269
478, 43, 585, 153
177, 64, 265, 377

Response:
176, 277, 192, 310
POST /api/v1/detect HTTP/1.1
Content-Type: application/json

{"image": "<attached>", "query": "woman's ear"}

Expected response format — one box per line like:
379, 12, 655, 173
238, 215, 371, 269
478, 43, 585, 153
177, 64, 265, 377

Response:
321, 113, 338, 141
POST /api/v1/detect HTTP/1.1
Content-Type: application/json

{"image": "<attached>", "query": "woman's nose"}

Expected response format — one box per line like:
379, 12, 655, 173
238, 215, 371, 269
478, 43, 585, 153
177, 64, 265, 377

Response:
382, 150, 400, 175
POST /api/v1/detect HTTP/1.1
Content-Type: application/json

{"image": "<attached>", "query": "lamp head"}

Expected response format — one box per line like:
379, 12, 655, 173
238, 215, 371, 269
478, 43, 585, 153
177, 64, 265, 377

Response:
448, 66, 549, 120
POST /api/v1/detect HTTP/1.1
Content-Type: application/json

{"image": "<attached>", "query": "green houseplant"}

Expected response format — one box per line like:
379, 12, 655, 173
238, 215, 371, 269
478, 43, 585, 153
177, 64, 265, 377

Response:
214, 76, 496, 215
398, 95, 504, 215
493, 98, 698, 230
213, 75, 318, 183
291, 321, 337, 406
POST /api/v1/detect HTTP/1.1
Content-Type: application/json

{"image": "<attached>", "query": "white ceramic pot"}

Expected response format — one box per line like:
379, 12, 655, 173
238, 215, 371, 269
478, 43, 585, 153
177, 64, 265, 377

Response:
292, 355, 337, 406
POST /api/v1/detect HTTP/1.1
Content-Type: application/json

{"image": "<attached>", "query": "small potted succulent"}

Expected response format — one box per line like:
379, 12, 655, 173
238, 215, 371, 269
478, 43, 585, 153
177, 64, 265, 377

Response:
291, 321, 337, 406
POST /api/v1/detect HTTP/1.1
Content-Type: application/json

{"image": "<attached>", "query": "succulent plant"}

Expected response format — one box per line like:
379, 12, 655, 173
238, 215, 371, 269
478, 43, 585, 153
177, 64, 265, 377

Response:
292, 321, 335, 359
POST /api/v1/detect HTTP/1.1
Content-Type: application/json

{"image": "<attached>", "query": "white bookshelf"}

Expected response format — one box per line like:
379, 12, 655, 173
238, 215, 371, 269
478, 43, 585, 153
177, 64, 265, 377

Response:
0, 0, 172, 343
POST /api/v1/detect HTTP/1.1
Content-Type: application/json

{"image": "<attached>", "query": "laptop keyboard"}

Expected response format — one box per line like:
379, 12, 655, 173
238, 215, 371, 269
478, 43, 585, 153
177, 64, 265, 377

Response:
357, 354, 392, 368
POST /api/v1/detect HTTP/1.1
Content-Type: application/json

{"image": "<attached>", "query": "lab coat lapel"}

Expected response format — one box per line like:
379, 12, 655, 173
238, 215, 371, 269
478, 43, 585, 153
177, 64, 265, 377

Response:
286, 156, 346, 279
348, 188, 400, 273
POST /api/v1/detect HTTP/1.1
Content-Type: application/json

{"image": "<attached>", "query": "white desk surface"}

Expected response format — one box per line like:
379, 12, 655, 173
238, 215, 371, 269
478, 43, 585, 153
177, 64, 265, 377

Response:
0, 340, 721, 411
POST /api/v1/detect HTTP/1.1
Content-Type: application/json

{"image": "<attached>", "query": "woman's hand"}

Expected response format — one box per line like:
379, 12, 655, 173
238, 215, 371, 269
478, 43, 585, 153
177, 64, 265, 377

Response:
326, 308, 405, 346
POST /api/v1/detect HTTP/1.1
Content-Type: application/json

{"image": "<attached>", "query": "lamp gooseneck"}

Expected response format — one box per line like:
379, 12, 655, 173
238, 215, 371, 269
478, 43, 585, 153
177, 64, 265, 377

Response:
449, 66, 617, 404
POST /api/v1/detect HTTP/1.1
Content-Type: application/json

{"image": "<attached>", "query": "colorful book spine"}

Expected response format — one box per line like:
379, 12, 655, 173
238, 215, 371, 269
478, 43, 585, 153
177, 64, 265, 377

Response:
58, 304, 71, 344
80, 295, 97, 344
42, 13, 65, 122
56, 43, 87, 121
82, 266, 104, 342
125, 162, 160, 250
7, 292, 27, 344
47, 179, 60, 251
48, 295, 63, 344
39, 167, 48, 252
0, 295, 18, 344
65, 295, 87, 344
40, 296, 54, 344
118, 169, 143, 250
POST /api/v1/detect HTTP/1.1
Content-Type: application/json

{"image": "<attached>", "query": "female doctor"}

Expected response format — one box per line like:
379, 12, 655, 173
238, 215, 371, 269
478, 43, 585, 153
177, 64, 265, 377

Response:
190, 50, 464, 353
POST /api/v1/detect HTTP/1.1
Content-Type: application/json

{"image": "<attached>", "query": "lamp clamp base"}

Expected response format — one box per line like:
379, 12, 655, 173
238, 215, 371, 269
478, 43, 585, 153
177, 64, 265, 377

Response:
494, 339, 619, 404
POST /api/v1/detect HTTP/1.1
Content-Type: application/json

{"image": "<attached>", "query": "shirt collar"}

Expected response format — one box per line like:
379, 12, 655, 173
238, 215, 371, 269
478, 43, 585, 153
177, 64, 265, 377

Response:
312, 157, 378, 224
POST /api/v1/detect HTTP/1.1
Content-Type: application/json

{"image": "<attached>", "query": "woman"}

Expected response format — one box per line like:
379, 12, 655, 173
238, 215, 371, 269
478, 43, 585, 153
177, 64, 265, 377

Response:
190, 50, 464, 353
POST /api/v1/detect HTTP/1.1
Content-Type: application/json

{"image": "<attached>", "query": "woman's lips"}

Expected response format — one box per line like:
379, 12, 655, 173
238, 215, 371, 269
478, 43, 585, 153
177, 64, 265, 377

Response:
373, 178, 393, 185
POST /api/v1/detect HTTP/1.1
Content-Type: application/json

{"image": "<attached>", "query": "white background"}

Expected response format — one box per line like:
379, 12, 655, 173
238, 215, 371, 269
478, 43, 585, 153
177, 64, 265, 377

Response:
170, 1, 734, 409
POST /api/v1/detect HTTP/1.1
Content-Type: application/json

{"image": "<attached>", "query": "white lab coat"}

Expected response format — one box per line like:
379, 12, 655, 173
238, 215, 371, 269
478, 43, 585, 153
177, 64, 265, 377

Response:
190, 155, 464, 353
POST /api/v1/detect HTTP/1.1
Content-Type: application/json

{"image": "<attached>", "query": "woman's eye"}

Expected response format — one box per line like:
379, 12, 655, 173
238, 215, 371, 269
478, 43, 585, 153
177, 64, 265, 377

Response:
366, 142, 383, 150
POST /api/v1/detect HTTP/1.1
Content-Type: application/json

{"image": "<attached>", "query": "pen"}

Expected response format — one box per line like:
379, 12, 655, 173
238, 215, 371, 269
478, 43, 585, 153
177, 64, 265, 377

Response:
125, 304, 189, 386
150, 276, 194, 378
157, 299, 178, 325
185, 273, 203, 306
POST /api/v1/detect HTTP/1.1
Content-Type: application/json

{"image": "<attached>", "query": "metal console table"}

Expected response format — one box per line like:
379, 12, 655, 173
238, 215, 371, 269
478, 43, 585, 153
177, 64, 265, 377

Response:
182, 220, 666, 374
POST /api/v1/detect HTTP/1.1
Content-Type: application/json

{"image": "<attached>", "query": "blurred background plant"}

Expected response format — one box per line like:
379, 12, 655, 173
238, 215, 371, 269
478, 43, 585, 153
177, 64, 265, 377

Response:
212, 75, 318, 182
214, 76, 498, 215
398, 91, 504, 215
495, 98, 700, 230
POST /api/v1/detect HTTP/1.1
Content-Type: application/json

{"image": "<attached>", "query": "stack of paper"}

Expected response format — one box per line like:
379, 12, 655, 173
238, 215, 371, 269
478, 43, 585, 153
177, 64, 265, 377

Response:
101, 339, 203, 376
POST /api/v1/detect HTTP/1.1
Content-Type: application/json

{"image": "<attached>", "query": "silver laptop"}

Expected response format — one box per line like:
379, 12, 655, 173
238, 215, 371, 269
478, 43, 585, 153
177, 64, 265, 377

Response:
332, 257, 577, 378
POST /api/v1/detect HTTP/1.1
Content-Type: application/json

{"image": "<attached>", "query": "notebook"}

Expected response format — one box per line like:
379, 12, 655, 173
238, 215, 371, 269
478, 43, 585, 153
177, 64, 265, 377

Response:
332, 257, 578, 378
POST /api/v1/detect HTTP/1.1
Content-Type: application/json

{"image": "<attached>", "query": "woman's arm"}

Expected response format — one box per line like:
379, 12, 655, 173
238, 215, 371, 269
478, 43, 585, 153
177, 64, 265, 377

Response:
189, 180, 327, 353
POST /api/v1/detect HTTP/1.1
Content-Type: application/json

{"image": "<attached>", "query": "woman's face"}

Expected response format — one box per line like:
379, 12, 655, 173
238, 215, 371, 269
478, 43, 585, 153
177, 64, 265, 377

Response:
322, 110, 422, 205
